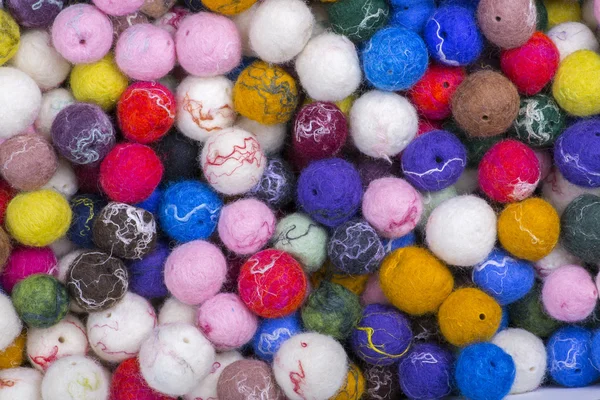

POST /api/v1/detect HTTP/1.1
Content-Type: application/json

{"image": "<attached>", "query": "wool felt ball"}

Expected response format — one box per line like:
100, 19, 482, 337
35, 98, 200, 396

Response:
128, 242, 169, 299
0, 227, 11, 269
509, 283, 562, 337
184, 351, 243, 400
512, 94, 565, 148
417, 186, 459, 230
0, 67, 41, 140
553, 50, 600, 117
424, 6, 484, 66
201, 0, 256, 14
362, 27, 428, 91
327, 0, 389, 42
153, 7, 188, 36
67, 194, 107, 248
542, 265, 598, 322
217, 359, 284, 400
477, 0, 537, 49
93, 0, 144, 16
43, 159, 79, 200
0, 367, 42, 400
364, 365, 402, 400
155, 133, 200, 182
547, 22, 600, 61
0, 332, 25, 368
218, 199, 275, 255
12, 274, 69, 328
593, 329, 600, 370
0, 134, 57, 192
542, 168, 600, 215
0, 292, 21, 353
534, 242, 581, 278
390, 0, 435, 33
141, 0, 176, 18
545, 0, 581, 27
547, 326, 600, 387
555, 119, 600, 188
248, 157, 295, 209
1, 247, 57, 294
398, 342, 454, 400
409, 64, 466, 121
295, 32, 362, 102
41, 355, 110, 400
328, 219, 385, 275
236, 116, 286, 155
252, 314, 303, 362
112, 11, 150, 38
158, 297, 196, 326
561, 194, 600, 263
6, 189, 72, 248
35, 89, 75, 138
361, 273, 390, 306
331, 363, 365, 400
0, 11, 19, 67
6, 0, 62, 28
111, 358, 176, 400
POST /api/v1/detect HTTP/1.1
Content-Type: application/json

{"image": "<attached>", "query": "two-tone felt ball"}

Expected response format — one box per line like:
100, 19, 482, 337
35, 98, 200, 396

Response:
554, 118, 600, 188
409, 64, 466, 121
248, 157, 295, 209
252, 313, 303, 362
128, 242, 169, 299
12, 274, 69, 328
477, 0, 536, 49
0, 134, 57, 191
67, 194, 107, 248
512, 94, 565, 148
6, 0, 63, 28
547, 326, 600, 387
328, 219, 385, 275
327, 0, 389, 42
398, 342, 454, 400
1, 247, 57, 294
553, 50, 600, 116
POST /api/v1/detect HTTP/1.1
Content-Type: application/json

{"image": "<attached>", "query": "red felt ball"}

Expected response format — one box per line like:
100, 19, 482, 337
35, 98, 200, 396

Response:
417, 118, 443, 137
117, 82, 176, 144
409, 64, 466, 121
100, 143, 163, 204
0, 179, 15, 225
479, 139, 541, 203
111, 358, 176, 400
500, 32, 560, 96
238, 249, 307, 318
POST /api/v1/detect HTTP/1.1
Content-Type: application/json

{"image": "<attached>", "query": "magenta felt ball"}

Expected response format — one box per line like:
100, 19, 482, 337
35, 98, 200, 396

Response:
175, 12, 241, 77
542, 265, 598, 323
1, 247, 57, 294
93, 0, 144, 16
115, 24, 175, 81
164, 240, 227, 306
52, 4, 114, 64
362, 177, 423, 239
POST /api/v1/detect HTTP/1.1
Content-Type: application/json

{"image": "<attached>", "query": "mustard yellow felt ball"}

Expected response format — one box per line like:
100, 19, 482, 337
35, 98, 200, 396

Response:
0, 332, 25, 368
544, 0, 581, 28
331, 363, 366, 400
553, 50, 600, 117
438, 288, 502, 347
202, 0, 257, 15
380, 247, 454, 316
498, 197, 560, 261
0, 10, 19, 66
331, 273, 369, 296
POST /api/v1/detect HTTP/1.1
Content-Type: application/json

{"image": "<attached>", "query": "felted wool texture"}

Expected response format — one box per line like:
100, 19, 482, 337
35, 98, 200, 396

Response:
545, 0, 581, 28
328, 219, 385, 275
248, 157, 295, 209
409, 64, 466, 121
295, 32, 362, 102
48, 235, 76, 260
356, 156, 395, 189
128, 242, 169, 299
0, 332, 24, 368
218, 198, 276, 255
509, 283, 562, 338
112, 12, 150, 39
547, 22, 600, 61
51, 4, 113, 64
67, 194, 107, 249
512, 94, 565, 148
183, 352, 243, 400
42, 158, 79, 200
390, 0, 435, 33
542, 265, 598, 322
158, 297, 197, 326
398, 342, 454, 400
252, 314, 303, 362
477, 0, 536, 49
0, 291, 21, 352
200, 127, 267, 196
593, 329, 600, 370
0, 10, 19, 67
364, 365, 402, 400
41, 355, 110, 400
542, 168, 600, 215
236, 116, 286, 155
534, 242, 581, 278
416, 186, 459, 230
155, 133, 201, 182
66, 250, 128, 312
230, 4, 258, 56
555, 118, 600, 188
93, 0, 144, 16
0, 134, 57, 192
327, 0, 389, 42
200, 0, 256, 15
12, 274, 69, 328
361, 273, 390, 306
535, 149, 553, 182
0, 367, 42, 400
141, 0, 176, 18
74, 164, 102, 195
56, 250, 85, 284
536, 0, 549, 29
111, 358, 176, 400
331, 272, 370, 296
164, 240, 226, 306
0, 67, 41, 140
1, 246, 57, 294
547, 326, 600, 387
35, 89, 75, 138
139, 323, 216, 396
0, 227, 11, 271
332, 363, 365, 400
6, 0, 62, 28
552, 50, 600, 117
217, 359, 284, 400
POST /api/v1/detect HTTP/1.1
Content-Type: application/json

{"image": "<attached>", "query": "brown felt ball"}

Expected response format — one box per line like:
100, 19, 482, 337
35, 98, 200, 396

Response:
0, 226, 11, 272
217, 359, 284, 400
451, 70, 520, 138
140, 0, 176, 18
0, 134, 58, 191
477, 0, 537, 49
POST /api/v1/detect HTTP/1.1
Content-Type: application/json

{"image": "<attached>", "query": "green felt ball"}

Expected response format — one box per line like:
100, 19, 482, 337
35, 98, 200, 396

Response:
509, 284, 562, 338
301, 281, 362, 340
443, 120, 505, 167
511, 94, 565, 148
536, 0, 548, 31
12, 274, 69, 328
562, 194, 600, 263
327, 0, 390, 42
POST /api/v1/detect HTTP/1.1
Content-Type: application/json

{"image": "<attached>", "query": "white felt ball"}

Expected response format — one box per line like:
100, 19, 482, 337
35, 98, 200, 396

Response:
249, 0, 314, 64
27, 314, 88, 372
184, 351, 243, 400
273, 332, 348, 400
311, 3, 330, 38
0, 67, 42, 139
0, 292, 22, 351
41, 355, 110, 400
158, 297, 197, 326
295, 32, 362, 102
542, 168, 600, 215
492, 328, 547, 394
350, 90, 418, 160
582, 0, 599, 31
87, 292, 157, 363
42, 158, 78, 200
231, 4, 258, 57
235, 116, 286, 155
139, 323, 216, 396
10, 30, 71, 91
425, 195, 497, 267
176, 75, 236, 143
547, 22, 600, 61
35, 88, 75, 138
0, 368, 43, 400
534, 243, 582, 278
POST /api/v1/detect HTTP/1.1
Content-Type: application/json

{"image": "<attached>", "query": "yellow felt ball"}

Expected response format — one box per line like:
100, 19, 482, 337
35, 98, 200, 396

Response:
498, 197, 560, 261
6, 190, 72, 247
0, 10, 19, 66
233, 60, 299, 125
438, 288, 502, 347
331, 363, 366, 400
380, 247, 454, 316
544, 0, 581, 28
552, 50, 600, 117
70, 54, 129, 111
331, 273, 369, 296
0, 332, 25, 369
202, 0, 257, 15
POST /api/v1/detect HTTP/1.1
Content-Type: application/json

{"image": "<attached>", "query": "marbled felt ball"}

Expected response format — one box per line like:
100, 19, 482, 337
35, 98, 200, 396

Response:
328, 219, 385, 275
398, 342, 454, 400
542, 265, 598, 322
1, 247, 57, 294
248, 157, 295, 209
0, 134, 57, 191
67, 194, 107, 248
218, 198, 275, 255
12, 274, 69, 328
252, 314, 303, 362
364, 365, 402, 400
6, 0, 63, 28
327, 0, 389, 42
554, 119, 600, 188
155, 133, 200, 182
390, 0, 435, 33
547, 22, 600, 61
547, 326, 600, 387
477, 0, 536, 49
553, 50, 600, 117
217, 359, 283, 400
41, 355, 111, 400
409, 64, 466, 120
424, 6, 484, 66
111, 358, 175, 400
512, 94, 565, 148
238, 249, 307, 318
561, 194, 600, 263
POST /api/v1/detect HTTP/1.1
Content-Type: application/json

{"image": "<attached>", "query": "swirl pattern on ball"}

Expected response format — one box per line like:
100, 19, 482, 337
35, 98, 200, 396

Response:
248, 158, 295, 209
328, 219, 385, 275
512, 94, 565, 148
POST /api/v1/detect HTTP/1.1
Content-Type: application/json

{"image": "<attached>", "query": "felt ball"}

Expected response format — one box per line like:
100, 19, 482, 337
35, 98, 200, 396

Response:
236, 116, 286, 155
356, 156, 395, 190
42, 159, 79, 200
0, 332, 24, 368
184, 351, 243, 400
350, 91, 418, 159
561, 194, 600, 262
295, 32, 362, 102
248, 157, 295, 209
139, 323, 216, 396
0, 292, 21, 353
238, 249, 307, 318
477, 0, 537, 49
547, 22, 600, 61
398, 342, 454, 400
545, 0, 581, 28
1, 247, 57, 294
0, 135, 57, 192
455, 342, 516, 400
35, 89, 75, 139
364, 365, 402, 400
417, 186, 459, 229
361, 273, 390, 306
200, 127, 267, 196
200, 0, 255, 14
67, 194, 107, 248
6, 190, 72, 248
141, 0, 176, 18
155, 133, 200, 183
327, 0, 389, 42
66, 250, 128, 312
111, 358, 176, 400
542, 167, 600, 215
362, 27, 428, 91
332, 363, 365, 400
164, 240, 226, 306
41, 355, 110, 400
593, 329, 600, 370
390, 0, 435, 33
0, 227, 11, 269
0, 67, 41, 140
128, 242, 169, 299
5, 0, 62, 28
0, 10, 19, 67
0, 367, 42, 400
509, 283, 562, 338
158, 297, 196, 326
217, 359, 284, 400
93, 0, 144, 16
553, 50, 600, 117
328, 219, 385, 275
252, 314, 303, 362
512, 94, 565, 148
542, 265, 598, 322
555, 119, 600, 188
424, 6, 484, 66
535, 242, 581, 278
51, 4, 113, 64
547, 326, 600, 387
409, 64, 466, 121
297, 158, 363, 228
153, 6, 188, 36
12, 274, 68, 328
218, 199, 275, 255
112, 11, 150, 39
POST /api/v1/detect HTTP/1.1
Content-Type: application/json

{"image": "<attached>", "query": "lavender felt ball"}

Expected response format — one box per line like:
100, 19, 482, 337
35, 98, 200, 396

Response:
554, 119, 600, 188
6, 0, 63, 28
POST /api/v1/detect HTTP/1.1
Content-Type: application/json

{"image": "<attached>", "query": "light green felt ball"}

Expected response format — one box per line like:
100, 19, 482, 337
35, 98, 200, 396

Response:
272, 213, 328, 272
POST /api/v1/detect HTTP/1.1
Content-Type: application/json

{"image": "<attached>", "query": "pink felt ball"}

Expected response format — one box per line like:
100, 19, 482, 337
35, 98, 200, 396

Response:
93, 0, 145, 16
542, 265, 598, 323
175, 12, 241, 77
164, 240, 227, 306
52, 4, 114, 64
218, 199, 276, 255
196, 292, 258, 351
115, 24, 176, 81
361, 273, 390, 306
1, 247, 57, 293
362, 177, 424, 239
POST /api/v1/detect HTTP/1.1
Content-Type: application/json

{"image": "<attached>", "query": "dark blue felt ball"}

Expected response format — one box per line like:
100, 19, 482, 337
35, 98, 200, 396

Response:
554, 119, 600, 188
252, 313, 303, 362
248, 157, 295, 209
128, 241, 170, 299
390, 0, 436, 33
547, 326, 600, 387
67, 194, 107, 248
398, 342, 454, 400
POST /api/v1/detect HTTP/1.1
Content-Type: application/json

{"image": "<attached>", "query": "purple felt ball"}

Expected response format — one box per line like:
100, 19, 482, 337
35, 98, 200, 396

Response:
357, 156, 396, 189
401, 130, 467, 191
554, 119, 600, 188
398, 342, 454, 400
128, 241, 169, 299
6, 0, 63, 28
51, 103, 116, 165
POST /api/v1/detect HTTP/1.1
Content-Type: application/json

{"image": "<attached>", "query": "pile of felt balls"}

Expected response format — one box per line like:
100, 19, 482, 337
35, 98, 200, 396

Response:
2, 0, 600, 399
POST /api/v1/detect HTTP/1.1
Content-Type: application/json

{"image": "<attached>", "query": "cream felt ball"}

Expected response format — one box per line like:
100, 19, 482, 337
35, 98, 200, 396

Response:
41, 355, 110, 400
492, 328, 547, 394
350, 91, 418, 160
184, 351, 244, 400
139, 323, 216, 396
426, 195, 497, 267
542, 265, 598, 322
0, 67, 41, 139
273, 332, 348, 400
42, 159, 79, 200
176, 76, 235, 143
218, 199, 275, 255
542, 168, 600, 215
158, 297, 196, 326
93, 0, 145, 16
547, 22, 600, 61
249, 0, 314, 64
295, 32, 362, 102
0, 368, 42, 400
35, 89, 75, 138
0, 292, 22, 352
236, 116, 286, 155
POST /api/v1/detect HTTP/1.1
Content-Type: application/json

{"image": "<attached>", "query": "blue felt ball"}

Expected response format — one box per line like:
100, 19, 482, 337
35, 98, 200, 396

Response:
390, 0, 436, 33
135, 188, 162, 215
67, 194, 107, 248
297, 158, 363, 228
472, 248, 535, 306
158, 180, 223, 242
248, 157, 295, 209
498, 307, 510, 332
554, 119, 600, 188
547, 326, 600, 387
362, 27, 429, 91
423, 6, 483, 66
128, 241, 170, 299
398, 342, 454, 400
401, 130, 467, 191
438, 0, 480, 10
227, 56, 257, 82
592, 329, 600, 370
455, 342, 516, 400
252, 314, 303, 362
382, 231, 417, 254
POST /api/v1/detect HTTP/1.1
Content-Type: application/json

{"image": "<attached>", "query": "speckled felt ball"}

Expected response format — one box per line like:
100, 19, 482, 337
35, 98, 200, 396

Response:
327, 0, 389, 42
0, 134, 57, 192
217, 359, 283, 400
12, 274, 69, 328
409, 64, 466, 121
328, 219, 385, 275
554, 119, 600, 188
477, 0, 537, 49
155, 133, 200, 183
509, 284, 562, 338
110, 358, 175, 400
67, 194, 107, 249
561, 194, 600, 263
248, 158, 295, 209
547, 326, 600, 387
398, 342, 454, 400
6, 0, 63, 28
512, 94, 565, 148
